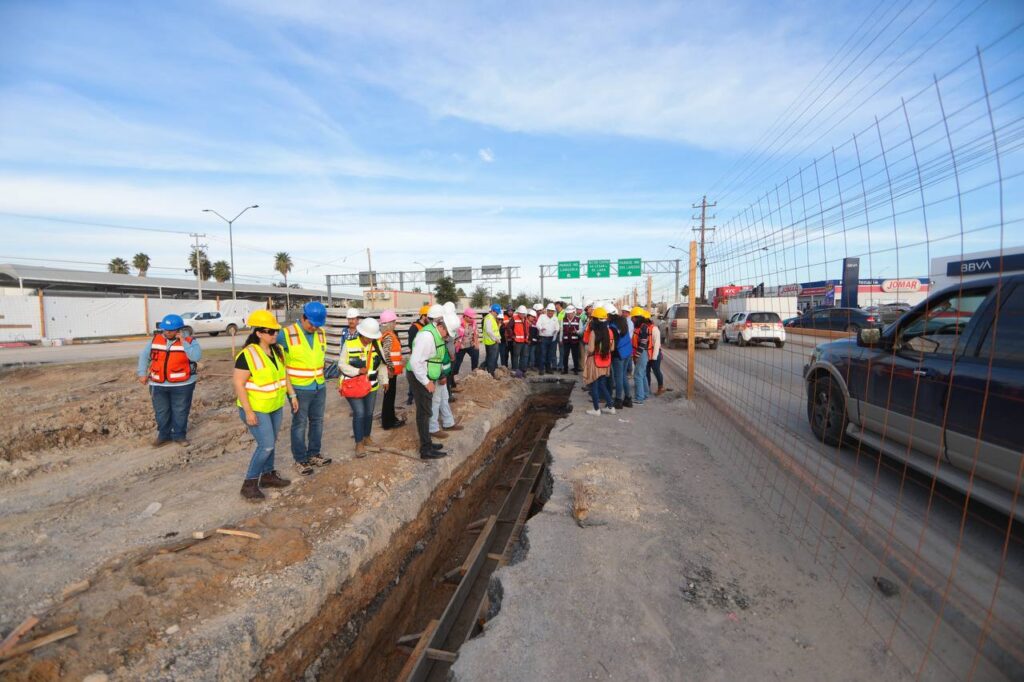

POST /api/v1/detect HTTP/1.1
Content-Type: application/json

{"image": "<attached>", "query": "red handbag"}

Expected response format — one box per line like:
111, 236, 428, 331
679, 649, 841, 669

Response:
340, 374, 372, 398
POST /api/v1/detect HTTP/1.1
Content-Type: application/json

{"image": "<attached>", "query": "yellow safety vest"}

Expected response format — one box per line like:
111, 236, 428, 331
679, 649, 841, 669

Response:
236, 344, 288, 413
483, 313, 500, 346
422, 324, 451, 381
342, 337, 382, 392
282, 322, 326, 387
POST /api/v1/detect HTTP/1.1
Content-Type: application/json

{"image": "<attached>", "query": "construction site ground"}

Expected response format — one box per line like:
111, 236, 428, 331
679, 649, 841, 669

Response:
0, 348, 527, 680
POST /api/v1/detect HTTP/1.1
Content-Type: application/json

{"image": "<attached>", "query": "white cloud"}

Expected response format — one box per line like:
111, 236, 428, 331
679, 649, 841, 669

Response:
478, 147, 495, 163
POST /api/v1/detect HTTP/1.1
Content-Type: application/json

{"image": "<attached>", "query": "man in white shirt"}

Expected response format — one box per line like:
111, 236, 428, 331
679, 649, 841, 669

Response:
407, 305, 456, 459
537, 303, 560, 375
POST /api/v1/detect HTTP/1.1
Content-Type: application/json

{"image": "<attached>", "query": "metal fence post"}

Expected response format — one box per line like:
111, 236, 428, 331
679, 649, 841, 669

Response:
687, 241, 697, 400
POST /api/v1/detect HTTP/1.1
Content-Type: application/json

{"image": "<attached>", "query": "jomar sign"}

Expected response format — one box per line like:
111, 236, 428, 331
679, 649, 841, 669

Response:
946, 253, 1024, 277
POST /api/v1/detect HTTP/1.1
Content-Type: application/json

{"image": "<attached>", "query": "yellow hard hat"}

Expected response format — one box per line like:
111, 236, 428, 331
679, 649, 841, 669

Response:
591, 307, 608, 320
630, 306, 646, 318
247, 309, 281, 330
419, 304, 431, 315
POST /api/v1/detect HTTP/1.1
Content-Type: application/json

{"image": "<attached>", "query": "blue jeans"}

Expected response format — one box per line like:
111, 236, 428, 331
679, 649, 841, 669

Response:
151, 383, 196, 441
485, 343, 499, 374
647, 353, 664, 390
634, 350, 649, 401
240, 407, 283, 479
512, 343, 528, 372
590, 375, 612, 410
540, 337, 556, 371
290, 387, 326, 462
346, 390, 378, 443
611, 356, 632, 401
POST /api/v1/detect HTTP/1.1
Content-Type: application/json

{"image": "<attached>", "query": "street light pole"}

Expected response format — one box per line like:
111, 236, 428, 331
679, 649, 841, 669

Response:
202, 204, 259, 300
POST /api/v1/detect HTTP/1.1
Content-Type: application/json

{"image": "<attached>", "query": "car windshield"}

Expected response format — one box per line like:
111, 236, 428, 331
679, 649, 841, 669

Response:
181, 312, 198, 319
747, 312, 781, 323
673, 306, 717, 319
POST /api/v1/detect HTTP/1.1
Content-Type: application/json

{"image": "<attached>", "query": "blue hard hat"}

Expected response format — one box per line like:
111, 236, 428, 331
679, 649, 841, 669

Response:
490, 304, 502, 314
303, 301, 327, 327
160, 314, 184, 331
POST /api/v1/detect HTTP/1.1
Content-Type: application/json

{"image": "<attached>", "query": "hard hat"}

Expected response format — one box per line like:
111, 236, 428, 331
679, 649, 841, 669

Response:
379, 309, 397, 324
490, 304, 502, 314
630, 306, 646, 318
356, 318, 382, 339
440, 313, 459, 333
591, 307, 608, 320
443, 301, 456, 313
419, 304, 431, 316
516, 305, 528, 314
345, 307, 360, 319
607, 304, 619, 315
642, 309, 653, 319
584, 300, 595, 308
303, 301, 327, 327
428, 304, 444, 319
159, 314, 185, 331
533, 303, 543, 310
463, 307, 477, 318
247, 309, 281, 330
527, 309, 538, 317
545, 303, 556, 311
566, 305, 577, 313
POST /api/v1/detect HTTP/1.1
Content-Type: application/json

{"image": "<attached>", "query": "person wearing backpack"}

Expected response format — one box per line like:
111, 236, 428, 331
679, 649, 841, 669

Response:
609, 306, 634, 409
583, 308, 615, 416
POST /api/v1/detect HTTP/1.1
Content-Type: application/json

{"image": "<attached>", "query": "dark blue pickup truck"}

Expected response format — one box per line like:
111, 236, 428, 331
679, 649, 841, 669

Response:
804, 275, 1024, 520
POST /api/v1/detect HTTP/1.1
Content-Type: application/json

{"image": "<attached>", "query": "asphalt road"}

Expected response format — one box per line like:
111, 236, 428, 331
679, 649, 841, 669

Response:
660, 339, 1023, 679
0, 335, 240, 366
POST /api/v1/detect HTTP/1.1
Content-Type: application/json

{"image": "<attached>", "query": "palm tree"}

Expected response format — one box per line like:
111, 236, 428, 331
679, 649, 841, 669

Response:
212, 260, 231, 283
132, 253, 150, 277
188, 248, 211, 280
108, 257, 130, 275
274, 252, 294, 308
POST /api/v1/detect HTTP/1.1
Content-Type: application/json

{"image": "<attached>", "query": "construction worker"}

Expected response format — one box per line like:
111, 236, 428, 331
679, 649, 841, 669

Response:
455, 307, 482, 375
137, 313, 201, 447
407, 304, 430, 406
407, 305, 456, 459
561, 305, 581, 374
279, 301, 332, 476
554, 301, 566, 369
339, 317, 389, 458
378, 310, 407, 430
608, 305, 634, 408
429, 305, 463, 437
579, 300, 594, 374
527, 308, 540, 372
482, 303, 502, 374
340, 308, 360, 344
646, 313, 666, 396
442, 301, 460, 395
233, 310, 297, 501
537, 303, 559, 374
583, 307, 614, 416
511, 305, 529, 376
631, 307, 652, 404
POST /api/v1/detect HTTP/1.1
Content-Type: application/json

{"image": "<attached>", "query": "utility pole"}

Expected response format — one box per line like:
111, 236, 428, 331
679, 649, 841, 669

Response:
692, 195, 716, 303
646, 275, 653, 308
189, 233, 207, 301
366, 248, 375, 291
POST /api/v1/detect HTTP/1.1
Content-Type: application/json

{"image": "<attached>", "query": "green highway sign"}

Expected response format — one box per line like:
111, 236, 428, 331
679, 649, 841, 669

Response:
557, 260, 581, 279
618, 258, 642, 277
587, 260, 610, 278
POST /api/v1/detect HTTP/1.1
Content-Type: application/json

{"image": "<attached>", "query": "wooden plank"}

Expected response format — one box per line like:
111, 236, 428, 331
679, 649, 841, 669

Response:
215, 528, 261, 540
396, 619, 438, 682
425, 648, 458, 663
0, 616, 38, 657
0, 626, 78, 661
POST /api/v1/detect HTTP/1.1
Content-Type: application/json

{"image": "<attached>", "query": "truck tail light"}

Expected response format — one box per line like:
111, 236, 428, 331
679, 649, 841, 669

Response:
717, 319, 724, 329
671, 320, 677, 329
866, 316, 877, 323
744, 321, 752, 329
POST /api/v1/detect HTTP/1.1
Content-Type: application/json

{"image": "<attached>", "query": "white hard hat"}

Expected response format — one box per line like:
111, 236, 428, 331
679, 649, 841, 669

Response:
533, 303, 543, 310
584, 300, 595, 308
516, 305, 528, 314
356, 318, 382, 339
545, 303, 556, 311
441, 313, 460, 333
346, 308, 360, 319
527, 309, 538, 317
443, 301, 456, 313
428, 304, 444, 319
607, 304, 619, 314
566, 305, 577, 313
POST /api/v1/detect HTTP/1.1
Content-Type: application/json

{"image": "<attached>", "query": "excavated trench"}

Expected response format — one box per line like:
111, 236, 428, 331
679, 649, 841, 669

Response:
258, 380, 573, 681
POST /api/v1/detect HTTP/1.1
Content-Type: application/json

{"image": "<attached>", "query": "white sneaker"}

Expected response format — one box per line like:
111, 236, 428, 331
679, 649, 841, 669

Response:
585, 408, 602, 416
602, 406, 617, 415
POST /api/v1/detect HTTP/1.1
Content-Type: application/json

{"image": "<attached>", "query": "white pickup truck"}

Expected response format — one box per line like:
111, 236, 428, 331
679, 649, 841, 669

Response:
177, 311, 246, 337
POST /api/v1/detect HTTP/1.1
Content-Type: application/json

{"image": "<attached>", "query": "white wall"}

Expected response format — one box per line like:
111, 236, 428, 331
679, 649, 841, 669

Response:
44, 296, 144, 339
0, 295, 43, 342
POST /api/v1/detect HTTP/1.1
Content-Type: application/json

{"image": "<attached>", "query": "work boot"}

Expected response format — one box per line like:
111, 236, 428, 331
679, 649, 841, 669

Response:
260, 470, 291, 488
432, 431, 449, 439
613, 398, 623, 410
623, 397, 633, 408
240, 478, 264, 501
656, 386, 666, 396
430, 442, 445, 450
420, 446, 448, 460
307, 454, 332, 467
293, 460, 314, 476
354, 441, 367, 458
442, 424, 464, 432
361, 437, 381, 453
152, 438, 171, 448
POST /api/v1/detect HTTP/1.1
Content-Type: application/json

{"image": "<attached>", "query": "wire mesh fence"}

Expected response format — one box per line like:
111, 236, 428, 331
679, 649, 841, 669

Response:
655, 32, 1023, 682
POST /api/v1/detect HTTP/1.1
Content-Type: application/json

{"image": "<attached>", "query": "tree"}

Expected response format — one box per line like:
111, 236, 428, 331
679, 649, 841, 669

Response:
469, 285, 490, 307
212, 260, 232, 283
274, 252, 294, 308
108, 257, 130, 274
132, 253, 150, 277
511, 291, 535, 309
188, 248, 211, 280
456, 287, 466, 298
433, 276, 459, 305
495, 292, 511, 309
680, 285, 690, 298
411, 286, 422, 293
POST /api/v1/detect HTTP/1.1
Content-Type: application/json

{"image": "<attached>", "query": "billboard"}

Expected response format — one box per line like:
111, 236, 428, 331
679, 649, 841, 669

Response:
358, 271, 376, 287
452, 267, 473, 283
481, 264, 503, 277
424, 268, 445, 284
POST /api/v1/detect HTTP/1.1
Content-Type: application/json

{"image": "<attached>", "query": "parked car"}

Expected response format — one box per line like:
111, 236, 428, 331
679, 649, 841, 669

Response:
803, 275, 1024, 520
659, 303, 720, 349
722, 311, 786, 348
785, 307, 882, 333
174, 311, 245, 337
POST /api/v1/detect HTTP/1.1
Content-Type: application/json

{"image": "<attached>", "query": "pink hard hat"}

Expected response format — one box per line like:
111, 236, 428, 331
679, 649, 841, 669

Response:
379, 309, 397, 324
463, 307, 477, 318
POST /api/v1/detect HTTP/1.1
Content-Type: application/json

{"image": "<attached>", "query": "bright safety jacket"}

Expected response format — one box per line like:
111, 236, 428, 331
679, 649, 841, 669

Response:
483, 312, 501, 345
282, 322, 326, 388
632, 321, 653, 357
342, 338, 383, 392
561, 317, 581, 344
422, 323, 452, 381
148, 333, 195, 384
512, 315, 529, 343
236, 344, 288, 413
381, 329, 404, 374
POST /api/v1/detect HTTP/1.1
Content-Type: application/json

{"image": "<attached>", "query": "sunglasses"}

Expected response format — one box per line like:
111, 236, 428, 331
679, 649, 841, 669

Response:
254, 327, 276, 335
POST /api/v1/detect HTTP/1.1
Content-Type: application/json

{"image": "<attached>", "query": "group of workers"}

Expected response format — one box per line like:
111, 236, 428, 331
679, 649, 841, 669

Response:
138, 297, 667, 501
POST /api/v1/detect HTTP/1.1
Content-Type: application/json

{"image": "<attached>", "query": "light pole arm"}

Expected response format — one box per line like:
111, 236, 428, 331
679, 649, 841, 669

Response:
203, 209, 230, 224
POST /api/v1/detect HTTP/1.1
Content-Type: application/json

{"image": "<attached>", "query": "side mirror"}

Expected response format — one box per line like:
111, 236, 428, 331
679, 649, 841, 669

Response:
857, 328, 881, 346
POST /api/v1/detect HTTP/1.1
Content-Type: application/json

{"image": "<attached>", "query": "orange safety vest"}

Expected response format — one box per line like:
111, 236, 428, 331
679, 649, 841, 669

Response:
582, 321, 592, 345
381, 329, 404, 374
593, 329, 614, 368
632, 322, 654, 355
148, 333, 193, 383
512, 315, 529, 343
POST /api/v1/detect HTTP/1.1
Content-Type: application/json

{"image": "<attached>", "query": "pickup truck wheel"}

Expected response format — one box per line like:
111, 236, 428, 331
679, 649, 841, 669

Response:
209, 331, 220, 337
774, 340, 784, 348
226, 324, 238, 336
182, 326, 193, 337
707, 340, 718, 350
808, 374, 847, 446
721, 331, 729, 344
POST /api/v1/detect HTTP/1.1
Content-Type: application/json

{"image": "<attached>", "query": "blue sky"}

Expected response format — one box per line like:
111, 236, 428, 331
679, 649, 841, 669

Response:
1, 0, 1021, 302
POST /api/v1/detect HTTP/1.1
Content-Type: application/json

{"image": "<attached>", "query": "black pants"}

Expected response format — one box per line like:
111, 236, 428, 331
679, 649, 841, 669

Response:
647, 354, 664, 389
500, 340, 511, 367
381, 375, 400, 427
561, 342, 580, 372
408, 373, 433, 447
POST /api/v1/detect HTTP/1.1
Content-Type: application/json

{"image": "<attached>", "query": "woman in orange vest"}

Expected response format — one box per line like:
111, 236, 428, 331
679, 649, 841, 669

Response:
583, 308, 615, 416
137, 314, 202, 447
510, 305, 530, 377
378, 310, 407, 430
